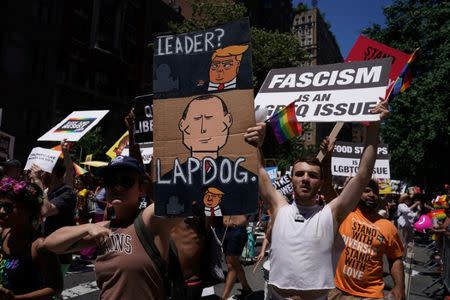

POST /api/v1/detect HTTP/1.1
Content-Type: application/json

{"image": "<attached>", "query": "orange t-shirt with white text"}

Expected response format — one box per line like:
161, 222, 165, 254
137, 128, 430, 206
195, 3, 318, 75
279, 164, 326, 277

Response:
334, 208, 404, 298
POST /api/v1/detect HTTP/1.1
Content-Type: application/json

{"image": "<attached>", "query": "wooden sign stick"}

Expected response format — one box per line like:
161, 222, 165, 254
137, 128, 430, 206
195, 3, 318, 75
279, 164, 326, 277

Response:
316, 122, 344, 162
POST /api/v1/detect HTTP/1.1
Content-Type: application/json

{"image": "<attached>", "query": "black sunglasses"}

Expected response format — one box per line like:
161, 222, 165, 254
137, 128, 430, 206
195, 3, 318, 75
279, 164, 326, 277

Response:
0, 202, 14, 214
104, 173, 137, 189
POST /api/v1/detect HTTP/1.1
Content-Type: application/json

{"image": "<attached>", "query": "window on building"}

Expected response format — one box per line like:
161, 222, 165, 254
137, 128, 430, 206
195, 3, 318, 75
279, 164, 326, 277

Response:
263, 0, 272, 9
122, 2, 137, 64
72, 0, 91, 44
305, 132, 312, 141
95, 0, 119, 52
32, 0, 52, 25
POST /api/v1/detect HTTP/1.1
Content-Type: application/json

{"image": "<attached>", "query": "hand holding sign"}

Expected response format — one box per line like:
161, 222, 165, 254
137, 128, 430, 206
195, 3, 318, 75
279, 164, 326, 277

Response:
244, 122, 266, 148
124, 109, 135, 131
61, 139, 72, 155
320, 136, 336, 161
370, 97, 390, 120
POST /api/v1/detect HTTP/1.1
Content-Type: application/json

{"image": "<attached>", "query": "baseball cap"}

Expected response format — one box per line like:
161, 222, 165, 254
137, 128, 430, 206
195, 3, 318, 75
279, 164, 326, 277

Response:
2, 159, 21, 169
101, 156, 144, 176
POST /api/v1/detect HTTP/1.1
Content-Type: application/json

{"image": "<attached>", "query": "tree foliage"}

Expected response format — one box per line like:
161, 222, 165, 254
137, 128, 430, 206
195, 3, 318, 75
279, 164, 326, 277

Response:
363, 0, 450, 189
71, 127, 108, 163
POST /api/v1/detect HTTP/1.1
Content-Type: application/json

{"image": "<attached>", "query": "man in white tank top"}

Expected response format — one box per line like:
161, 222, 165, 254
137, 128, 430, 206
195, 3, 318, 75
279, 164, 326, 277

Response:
244, 99, 389, 299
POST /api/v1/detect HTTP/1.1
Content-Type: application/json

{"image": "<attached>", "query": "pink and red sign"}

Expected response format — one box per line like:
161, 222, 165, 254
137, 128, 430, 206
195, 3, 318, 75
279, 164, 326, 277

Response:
346, 35, 411, 97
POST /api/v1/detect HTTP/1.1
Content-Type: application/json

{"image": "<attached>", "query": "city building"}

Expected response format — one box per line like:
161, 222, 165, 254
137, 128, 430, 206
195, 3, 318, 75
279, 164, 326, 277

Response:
238, 0, 293, 32
291, 6, 350, 146
0, 0, 182, 161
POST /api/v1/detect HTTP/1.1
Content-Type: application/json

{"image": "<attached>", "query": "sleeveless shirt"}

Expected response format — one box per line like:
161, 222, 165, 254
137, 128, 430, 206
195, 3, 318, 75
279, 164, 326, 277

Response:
95, 221, 165, 299
269, 203, 339, 292
0, 232, 44, 295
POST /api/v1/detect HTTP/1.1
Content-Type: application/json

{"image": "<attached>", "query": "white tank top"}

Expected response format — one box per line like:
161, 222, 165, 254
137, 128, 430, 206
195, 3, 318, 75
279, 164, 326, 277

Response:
269, 203, 339, 292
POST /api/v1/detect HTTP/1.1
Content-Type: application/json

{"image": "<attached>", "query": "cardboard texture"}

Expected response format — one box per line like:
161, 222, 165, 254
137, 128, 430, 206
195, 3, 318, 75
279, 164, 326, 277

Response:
153, 19, 258, 217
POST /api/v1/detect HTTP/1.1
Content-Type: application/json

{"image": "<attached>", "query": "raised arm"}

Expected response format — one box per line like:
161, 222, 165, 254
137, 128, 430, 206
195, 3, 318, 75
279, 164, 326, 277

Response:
328, 99, 389, 227
61, 139, 75, 187
245, 122, 286, 214
125, 109, 144, 164
319, 136, 338, 203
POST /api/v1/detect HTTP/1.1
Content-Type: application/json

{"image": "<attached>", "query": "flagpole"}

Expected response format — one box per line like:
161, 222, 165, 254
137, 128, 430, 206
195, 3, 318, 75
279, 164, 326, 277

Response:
386, 47, 420, 101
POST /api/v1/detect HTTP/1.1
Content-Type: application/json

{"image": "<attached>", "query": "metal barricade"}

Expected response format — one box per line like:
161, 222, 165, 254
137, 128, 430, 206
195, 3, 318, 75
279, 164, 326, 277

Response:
444, 236, 450, 292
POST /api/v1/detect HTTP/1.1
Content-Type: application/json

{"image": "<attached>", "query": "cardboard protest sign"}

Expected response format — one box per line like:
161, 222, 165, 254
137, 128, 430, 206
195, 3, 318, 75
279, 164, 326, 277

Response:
272, 174, 293, 197
0, 131, 15, 160
38, 110, 109, 142
133, 94, 153, 143
24, 147, 61, 173
153, 18, 258, 217
106, 132, 153, 164
254, 59, 391, 122
346, 35, 411, 97
331, 141, 390, 179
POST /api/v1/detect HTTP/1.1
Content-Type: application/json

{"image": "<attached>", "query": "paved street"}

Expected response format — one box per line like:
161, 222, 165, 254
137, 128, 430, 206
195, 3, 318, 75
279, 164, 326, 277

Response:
61, 237, 445, 299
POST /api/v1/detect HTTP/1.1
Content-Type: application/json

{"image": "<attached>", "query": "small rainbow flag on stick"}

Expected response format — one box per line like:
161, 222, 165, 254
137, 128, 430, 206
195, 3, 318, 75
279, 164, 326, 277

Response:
388, 48, 419, 101
268, 100, 302, 144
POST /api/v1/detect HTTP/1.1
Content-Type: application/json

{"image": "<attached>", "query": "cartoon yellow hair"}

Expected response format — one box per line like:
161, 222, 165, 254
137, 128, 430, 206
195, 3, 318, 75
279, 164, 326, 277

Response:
206, 187, 225, 195
211, 45, 249, 62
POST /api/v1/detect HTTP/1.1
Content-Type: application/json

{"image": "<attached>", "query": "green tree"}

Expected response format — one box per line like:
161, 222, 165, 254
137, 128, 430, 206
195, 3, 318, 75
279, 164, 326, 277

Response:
363, 0, 450, 189
71, 127, 108, 163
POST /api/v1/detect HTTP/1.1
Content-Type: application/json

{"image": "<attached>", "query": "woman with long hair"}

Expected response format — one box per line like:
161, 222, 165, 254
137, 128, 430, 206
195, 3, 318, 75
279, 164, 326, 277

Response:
0, 177, 63, 299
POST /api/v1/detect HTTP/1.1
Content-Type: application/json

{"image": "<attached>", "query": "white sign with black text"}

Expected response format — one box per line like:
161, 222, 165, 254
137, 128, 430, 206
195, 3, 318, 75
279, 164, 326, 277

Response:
331, 141, 390, 179
24, 147, 62, 173
38, 110, 109, 142
254, 59, 391, 122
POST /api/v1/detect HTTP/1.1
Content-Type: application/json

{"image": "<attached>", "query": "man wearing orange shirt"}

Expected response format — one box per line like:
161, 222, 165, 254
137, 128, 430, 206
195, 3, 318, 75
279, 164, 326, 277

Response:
330, 179, 405, 300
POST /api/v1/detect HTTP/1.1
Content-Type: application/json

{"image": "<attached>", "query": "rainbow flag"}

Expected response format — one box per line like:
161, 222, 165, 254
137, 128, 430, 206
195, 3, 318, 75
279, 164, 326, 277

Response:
73, 163, 88, 176
388, 49, 419, 101
268, 100, 302, 144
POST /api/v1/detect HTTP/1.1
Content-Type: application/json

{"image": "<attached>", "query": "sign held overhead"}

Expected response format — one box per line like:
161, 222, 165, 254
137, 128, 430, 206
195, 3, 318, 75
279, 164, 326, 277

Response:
254, 59, 391, 123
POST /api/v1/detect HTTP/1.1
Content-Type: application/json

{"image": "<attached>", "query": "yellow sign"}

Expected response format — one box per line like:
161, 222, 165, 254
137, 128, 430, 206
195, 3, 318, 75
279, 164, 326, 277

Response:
106, 132, 129, 159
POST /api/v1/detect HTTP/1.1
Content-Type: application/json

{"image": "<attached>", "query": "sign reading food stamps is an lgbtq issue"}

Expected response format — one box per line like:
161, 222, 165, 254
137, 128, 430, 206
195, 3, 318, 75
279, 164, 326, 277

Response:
331, 141, 390, 179
254, 59, 391, 122
38, 110, 109, 142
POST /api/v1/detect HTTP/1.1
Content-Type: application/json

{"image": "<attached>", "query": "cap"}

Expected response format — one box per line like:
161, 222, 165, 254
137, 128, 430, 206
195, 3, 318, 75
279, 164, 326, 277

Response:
102, 156, 144, 176
2, 159, 21, 169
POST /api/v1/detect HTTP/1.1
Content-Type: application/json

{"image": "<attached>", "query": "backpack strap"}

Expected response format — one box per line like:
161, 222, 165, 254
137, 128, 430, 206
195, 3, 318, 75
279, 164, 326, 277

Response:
133, 212, 169, 291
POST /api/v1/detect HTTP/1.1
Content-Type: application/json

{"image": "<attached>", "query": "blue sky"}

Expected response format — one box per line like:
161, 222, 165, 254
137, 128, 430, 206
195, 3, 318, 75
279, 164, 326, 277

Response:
292, 0, 393, 58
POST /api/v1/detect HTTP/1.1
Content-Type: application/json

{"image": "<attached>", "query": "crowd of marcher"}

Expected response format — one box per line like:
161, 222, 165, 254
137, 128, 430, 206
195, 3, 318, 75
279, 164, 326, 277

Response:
0, 99, 449, 300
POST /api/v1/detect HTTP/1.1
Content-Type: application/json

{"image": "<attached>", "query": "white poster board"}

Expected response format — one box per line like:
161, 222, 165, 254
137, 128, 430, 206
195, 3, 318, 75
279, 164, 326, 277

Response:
38, 110, 109, 142
121, 142, 153, 164
24, 147, 62, 173
331, 141, 390, 179
254, 59, 391, 122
